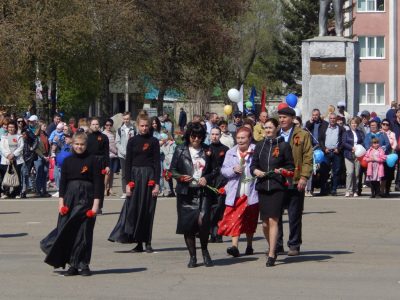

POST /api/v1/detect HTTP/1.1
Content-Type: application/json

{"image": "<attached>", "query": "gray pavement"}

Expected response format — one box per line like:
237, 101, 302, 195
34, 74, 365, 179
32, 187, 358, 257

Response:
1, 190, 400, 300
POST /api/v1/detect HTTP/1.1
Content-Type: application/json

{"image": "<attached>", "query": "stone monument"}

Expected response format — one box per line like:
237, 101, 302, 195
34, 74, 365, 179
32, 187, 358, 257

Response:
301, 2, 359, 122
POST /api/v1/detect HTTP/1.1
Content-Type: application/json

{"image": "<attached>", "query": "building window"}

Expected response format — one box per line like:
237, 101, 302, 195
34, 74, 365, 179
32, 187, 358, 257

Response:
359, 36, 384, 58
360, 83, 385, 105
357, 0, 384, 12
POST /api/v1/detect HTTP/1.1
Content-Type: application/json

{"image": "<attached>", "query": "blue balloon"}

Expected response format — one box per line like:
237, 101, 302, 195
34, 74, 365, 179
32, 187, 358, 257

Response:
285, 93, 298, 108
386, 153, 398, 168
313, 149, 325, 164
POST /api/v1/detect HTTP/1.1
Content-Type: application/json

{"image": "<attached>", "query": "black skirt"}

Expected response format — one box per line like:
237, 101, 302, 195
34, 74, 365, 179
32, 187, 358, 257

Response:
108, 166, 157, 244
258, 190, 285, 220
176, 188, 211, 235
40, 180, 96, 269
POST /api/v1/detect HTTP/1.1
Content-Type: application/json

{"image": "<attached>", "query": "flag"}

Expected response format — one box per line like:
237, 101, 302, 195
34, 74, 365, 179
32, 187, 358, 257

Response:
249, 85, 257, 108
238, 84, 244, 112
261, 87, 266, 112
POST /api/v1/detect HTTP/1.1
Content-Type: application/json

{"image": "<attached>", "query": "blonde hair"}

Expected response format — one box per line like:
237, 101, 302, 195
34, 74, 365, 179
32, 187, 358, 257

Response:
136, 110, 150, 125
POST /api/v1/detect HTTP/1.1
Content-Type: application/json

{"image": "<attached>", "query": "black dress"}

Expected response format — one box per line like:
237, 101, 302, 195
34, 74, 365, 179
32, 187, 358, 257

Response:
108, 133, 160, 244
208, 142, 229, 232
40, 151, 102, 269
250, 136, 294, 219
169, 144, 214, 235
87, 131, 110, 209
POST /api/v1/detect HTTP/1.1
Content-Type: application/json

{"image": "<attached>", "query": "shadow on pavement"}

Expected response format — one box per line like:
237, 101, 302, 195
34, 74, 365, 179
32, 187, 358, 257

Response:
303, 211, 336, 215
115, 247, 189, 253
278, 250, 353, 264
0, 211, 20, 215
212, 256, 258, 266
100, 212, 120, 216
0, 233, 28, 238
92, 267, 147, 275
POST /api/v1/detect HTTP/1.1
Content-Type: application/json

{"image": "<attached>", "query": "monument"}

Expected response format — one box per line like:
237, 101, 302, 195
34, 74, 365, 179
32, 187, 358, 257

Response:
301, 1, 359, 121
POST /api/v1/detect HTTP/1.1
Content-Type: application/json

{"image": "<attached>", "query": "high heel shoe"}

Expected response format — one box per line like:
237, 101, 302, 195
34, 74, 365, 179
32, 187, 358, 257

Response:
145, 243, 153, 253
187, 256, 197, 268
266, 256, 276, 267
227, 246, 240, 257
202, 249, 213, 267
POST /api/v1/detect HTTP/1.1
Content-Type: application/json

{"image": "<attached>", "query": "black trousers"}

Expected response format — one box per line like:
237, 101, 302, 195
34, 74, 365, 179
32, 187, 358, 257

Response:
277, 187, 304, 250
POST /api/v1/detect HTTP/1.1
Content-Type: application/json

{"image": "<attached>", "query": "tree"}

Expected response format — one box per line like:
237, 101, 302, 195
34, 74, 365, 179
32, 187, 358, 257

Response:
260, 0, 319, 94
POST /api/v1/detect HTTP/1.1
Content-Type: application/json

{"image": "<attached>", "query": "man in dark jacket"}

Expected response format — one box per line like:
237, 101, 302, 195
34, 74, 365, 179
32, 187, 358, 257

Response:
178, 108, 187, 133
305, 108, 328, 146
318, 113, 345, 196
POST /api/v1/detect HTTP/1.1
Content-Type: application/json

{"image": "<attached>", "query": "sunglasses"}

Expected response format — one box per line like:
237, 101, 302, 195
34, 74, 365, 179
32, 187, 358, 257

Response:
105, 124, 112, 127
17, 120, 23, 123
382, 123, 389, 126
190, 135, 202, 140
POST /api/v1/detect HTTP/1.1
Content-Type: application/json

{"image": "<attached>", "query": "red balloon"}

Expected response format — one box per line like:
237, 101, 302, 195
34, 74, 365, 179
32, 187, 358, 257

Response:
359, 157, 368, 168
277, 103, 289, 111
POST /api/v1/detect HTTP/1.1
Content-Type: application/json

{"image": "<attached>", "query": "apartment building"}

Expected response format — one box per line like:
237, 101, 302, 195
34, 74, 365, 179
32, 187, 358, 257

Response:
351, 0, 397, 115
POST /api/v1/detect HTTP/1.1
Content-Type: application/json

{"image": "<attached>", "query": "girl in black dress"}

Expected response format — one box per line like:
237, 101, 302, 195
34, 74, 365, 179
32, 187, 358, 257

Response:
40, 132, 102, 276
169, 122, 214, 268
250, 118, 294, 267
87, 117, 110, 213
109, 111, 160, 253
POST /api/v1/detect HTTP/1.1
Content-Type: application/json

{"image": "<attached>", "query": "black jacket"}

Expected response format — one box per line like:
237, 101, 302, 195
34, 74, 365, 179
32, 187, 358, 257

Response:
250, 136, 294, 192
209, 142, 229, 188
318, 124, 346, 153
305, 119, 329, 145
342, 129, 364, 161
169, 144, 214, 195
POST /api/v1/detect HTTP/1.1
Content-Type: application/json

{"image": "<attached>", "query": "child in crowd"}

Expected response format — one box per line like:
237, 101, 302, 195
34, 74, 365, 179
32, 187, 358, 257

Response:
49, 123, 65, 157
364, 138, 386, 198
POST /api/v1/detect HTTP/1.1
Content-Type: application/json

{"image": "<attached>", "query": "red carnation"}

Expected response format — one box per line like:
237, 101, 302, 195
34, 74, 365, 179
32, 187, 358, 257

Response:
86, 210, 96, 218
128, 181, 135, 189
101, 169, 107, 175
218, 187, 226, 195
59, 206, 69, 215
284, 181, 289, 187
148, 180, 156, 187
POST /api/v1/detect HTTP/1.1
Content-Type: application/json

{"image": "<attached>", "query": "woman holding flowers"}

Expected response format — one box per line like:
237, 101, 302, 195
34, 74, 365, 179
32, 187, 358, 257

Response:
169, 122, 214, 268
218, 127, 258, 258
40, 132, 102, 276
109, 111, 160, 253
250, 118, 294, 267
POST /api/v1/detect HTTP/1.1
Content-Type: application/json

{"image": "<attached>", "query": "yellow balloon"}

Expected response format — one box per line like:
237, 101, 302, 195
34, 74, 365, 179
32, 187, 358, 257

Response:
224, 105, 233, 115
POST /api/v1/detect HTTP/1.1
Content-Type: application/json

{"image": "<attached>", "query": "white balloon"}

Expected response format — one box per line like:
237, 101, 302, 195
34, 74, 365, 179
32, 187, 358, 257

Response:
227, 88, 240, 103
294, 107, 302, 117
354, 144, 366, 158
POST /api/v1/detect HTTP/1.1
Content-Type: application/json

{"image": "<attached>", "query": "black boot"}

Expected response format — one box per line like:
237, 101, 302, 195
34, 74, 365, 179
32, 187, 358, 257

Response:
130, 243, 144, 253
187, 256, 197, 268
370, 185, 375, 198
202, 249, 213, 267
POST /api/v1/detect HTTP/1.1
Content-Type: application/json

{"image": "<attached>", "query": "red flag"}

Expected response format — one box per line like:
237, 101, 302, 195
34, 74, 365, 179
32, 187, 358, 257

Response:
261, 87, 266, 112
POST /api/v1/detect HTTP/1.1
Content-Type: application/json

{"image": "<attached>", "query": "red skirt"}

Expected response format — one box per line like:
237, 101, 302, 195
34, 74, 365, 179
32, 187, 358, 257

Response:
217, 195, 259, 237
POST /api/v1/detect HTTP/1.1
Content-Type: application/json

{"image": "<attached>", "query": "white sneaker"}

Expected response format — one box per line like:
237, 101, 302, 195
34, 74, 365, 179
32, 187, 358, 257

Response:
305, 191, 313, 197
345, 192, 350, 197
52, 192, 59, 198
120, 193, 126, 199
353, 193, 359, 197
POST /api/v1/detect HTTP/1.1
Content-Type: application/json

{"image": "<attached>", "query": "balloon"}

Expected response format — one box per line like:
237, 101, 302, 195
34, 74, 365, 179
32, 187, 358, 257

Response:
223, 105, 233, 116
386, 153, 398, 167
294, 107, 302, 117
285, 93, 298, 108
313, 149, 325, 164
228, 88, 240, 103
277, 103, 289, 111
354, 144, 366, 158
245, 101, 253, 109
359, 156, 368, 168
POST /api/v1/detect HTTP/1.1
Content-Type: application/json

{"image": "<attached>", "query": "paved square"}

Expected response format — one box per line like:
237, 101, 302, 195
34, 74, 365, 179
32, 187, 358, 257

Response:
1, 192, 400, 299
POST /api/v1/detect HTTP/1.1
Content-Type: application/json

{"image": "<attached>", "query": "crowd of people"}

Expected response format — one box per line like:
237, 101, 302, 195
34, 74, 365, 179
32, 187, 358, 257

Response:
2, 100, 399, 275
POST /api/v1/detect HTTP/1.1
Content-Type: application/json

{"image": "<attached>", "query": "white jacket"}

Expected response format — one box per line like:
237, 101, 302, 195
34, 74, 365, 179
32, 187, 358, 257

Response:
0, 134, 24, 165
116, 123, 135, 158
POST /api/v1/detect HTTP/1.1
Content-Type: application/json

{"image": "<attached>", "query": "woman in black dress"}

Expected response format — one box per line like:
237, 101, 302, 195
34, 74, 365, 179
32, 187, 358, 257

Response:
250, 118, 294, 267
109, 111, 160, 253
169, 122, 214, 268
40, 132, 102, 276
87, 117, 110, 213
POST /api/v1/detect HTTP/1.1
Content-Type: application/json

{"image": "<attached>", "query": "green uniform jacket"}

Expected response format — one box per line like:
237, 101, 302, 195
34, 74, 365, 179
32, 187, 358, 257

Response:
289, 126, 313, 184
